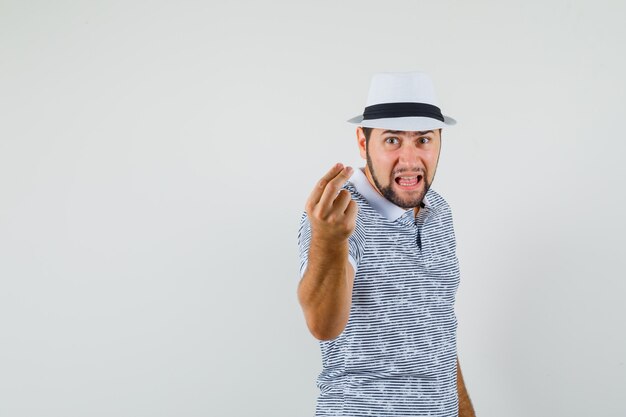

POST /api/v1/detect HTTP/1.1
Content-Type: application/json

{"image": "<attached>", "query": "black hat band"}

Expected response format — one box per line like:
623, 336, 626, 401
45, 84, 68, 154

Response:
362, 102, 444, 122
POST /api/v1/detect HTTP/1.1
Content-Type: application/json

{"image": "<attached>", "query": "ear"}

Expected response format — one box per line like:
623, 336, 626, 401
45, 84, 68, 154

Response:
356, 127, 367, 160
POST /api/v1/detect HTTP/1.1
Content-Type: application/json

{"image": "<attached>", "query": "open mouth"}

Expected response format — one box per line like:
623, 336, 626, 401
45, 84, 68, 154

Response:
394, 175, 423, 189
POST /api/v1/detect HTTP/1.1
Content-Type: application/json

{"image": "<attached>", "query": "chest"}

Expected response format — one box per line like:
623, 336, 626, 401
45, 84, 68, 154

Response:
353, 220, 460, 308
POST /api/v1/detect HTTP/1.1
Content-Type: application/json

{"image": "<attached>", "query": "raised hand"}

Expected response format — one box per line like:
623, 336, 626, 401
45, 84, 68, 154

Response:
305, 163, 358, 243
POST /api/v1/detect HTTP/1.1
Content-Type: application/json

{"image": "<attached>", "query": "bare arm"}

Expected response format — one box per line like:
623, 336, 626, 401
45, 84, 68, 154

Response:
297, 163, 358, 341
457, 356, 476, 417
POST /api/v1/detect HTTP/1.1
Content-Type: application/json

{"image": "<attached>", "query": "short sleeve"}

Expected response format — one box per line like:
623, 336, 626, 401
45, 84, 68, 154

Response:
297, 207, 366, 279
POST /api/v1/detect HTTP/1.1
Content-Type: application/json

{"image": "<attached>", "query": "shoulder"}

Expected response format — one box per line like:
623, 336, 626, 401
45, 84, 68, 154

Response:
425, 188, 452, 213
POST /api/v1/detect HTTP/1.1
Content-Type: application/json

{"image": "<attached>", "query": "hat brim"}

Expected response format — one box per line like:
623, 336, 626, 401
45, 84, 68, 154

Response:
347, 114, 456, 131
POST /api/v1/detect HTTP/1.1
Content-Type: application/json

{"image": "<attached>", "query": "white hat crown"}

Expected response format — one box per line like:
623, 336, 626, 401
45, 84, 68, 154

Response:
366, 71, 439, 106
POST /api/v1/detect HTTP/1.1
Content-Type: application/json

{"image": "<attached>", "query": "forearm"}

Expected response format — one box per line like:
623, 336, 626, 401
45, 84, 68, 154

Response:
297, 236, 353, 341
457, 357, 476, 417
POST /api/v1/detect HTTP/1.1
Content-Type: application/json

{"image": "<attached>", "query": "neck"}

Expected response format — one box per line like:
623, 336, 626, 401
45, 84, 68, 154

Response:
363, 166, 384, 198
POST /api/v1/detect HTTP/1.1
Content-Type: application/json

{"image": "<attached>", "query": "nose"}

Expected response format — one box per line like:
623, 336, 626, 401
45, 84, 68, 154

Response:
398, 142, 423, 166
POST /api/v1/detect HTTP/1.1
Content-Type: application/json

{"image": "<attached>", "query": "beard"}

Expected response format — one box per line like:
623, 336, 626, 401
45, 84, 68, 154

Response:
366, 150, 433, 210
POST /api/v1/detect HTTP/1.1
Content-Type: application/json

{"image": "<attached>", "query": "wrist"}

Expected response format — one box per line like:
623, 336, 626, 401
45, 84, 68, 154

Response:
310, 233, 349, 253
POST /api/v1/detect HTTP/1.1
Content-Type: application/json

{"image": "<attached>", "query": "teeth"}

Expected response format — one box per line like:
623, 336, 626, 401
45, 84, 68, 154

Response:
398, 176, 418, 186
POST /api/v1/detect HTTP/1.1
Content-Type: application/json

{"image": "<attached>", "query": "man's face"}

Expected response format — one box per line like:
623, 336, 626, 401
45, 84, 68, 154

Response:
357, 127, 442, 209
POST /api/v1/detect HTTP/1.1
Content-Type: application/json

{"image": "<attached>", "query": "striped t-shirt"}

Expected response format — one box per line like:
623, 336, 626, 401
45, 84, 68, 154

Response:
298, 167, 461, 417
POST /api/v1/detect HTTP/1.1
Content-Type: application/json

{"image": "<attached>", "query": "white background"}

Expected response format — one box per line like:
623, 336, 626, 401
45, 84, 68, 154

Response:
1, 1, 625, 416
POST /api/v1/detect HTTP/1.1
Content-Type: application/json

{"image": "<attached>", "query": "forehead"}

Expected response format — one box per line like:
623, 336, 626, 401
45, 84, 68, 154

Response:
375, 129, 437, 136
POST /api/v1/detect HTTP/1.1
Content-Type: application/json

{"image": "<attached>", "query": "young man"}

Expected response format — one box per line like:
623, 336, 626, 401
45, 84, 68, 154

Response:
297, 72, 475, 416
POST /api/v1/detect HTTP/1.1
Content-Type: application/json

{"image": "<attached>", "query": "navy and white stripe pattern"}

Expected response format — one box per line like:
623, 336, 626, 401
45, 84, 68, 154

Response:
298, 167, 460, 417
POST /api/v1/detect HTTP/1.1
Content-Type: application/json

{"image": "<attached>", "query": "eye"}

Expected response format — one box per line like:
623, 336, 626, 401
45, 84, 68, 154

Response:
418, 136, 431, 144
385, 137, 399, 144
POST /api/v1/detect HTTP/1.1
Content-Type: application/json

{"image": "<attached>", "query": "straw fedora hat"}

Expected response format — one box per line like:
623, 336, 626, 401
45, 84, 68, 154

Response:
347, 71, 456, 131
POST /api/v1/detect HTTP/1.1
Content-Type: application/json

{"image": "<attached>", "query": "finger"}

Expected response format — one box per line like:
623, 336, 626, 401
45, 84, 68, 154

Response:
318, 166, 354, 214
344, 198, 358, 219
332, 189, 353, 214
307, 163, 345, 208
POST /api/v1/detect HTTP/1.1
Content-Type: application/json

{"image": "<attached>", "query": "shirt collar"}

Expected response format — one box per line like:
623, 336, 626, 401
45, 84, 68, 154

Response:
348, 167, 431, 222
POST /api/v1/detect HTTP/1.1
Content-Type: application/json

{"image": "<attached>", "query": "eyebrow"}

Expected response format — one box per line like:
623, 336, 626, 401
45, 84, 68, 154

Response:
381, 130, 435, 136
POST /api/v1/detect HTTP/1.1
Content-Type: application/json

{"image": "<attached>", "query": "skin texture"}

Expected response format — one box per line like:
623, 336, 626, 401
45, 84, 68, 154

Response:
297, 128, 475, 415
356, 127, 442, 217
458, 358, 476, 416
297, 163, 357, 341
